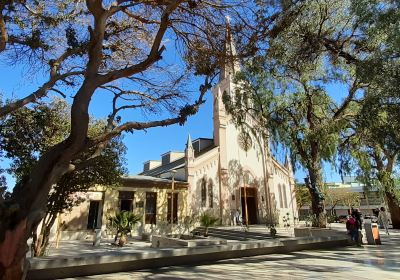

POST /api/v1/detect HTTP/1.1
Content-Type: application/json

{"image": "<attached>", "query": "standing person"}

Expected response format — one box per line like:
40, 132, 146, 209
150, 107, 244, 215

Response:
378, 207, 390, 235
234, 209, 241, 226
354, 208, 363, 230
346, 214, 360, 246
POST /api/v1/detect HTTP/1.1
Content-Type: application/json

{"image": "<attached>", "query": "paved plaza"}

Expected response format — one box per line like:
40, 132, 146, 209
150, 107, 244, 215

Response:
61, 228, 400, 280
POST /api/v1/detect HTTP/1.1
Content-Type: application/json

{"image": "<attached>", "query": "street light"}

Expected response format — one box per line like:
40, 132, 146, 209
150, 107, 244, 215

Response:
170, 170, 177, 227
243, 171, 249, 228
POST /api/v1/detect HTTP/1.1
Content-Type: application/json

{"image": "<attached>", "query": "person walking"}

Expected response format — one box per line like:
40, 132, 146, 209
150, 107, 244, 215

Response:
378, 207, 390, 235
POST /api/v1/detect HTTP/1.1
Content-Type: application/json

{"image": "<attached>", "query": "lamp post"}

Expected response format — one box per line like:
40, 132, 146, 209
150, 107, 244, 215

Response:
243, 171, 249, 227
170, 170, 177, 227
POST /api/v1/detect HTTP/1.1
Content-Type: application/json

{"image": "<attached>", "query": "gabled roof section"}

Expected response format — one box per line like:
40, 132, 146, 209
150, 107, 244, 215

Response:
139, 157, 185, 177
121, 175, 188, 189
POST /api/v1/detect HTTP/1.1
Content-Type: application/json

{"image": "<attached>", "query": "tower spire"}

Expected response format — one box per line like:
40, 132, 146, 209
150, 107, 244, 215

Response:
219, 15, 240, 81
186, 134, 193, 150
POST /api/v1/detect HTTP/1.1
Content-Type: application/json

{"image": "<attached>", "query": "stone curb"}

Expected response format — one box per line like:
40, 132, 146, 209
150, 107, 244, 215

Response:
27, 235, 350, 280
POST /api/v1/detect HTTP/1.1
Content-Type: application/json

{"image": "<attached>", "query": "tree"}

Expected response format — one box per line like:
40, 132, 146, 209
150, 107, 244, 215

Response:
0, 1, 302, 278
0, 99, 127, 256
336, 0, 400, 228
294, 184, 311, 212
340, 92, 400, 228
225, 56, 361, 227
324, 188, 360, 215
224, 0, 400, 227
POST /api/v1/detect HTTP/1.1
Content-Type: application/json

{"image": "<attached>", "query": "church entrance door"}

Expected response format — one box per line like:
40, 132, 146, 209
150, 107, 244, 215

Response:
240, 187, 258, 224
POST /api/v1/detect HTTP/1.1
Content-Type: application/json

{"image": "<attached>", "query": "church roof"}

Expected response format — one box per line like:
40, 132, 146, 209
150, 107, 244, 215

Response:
140, 157, 185, 177
121, 175, 188, 189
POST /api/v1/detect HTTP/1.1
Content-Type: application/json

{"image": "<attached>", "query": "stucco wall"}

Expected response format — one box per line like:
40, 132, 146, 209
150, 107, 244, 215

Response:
59, 185, 188, 240
206, 74, 297, 226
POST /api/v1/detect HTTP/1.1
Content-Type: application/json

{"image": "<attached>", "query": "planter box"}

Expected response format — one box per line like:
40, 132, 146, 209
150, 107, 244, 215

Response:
152, 234, 227, 248
294, 227, 344, 238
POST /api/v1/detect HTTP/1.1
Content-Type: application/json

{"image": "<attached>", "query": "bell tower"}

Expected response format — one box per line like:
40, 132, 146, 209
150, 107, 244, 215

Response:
212, 16, 240, 170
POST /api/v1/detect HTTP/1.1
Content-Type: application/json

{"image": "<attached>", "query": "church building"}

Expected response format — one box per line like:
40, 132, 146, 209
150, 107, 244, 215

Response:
138, 24, 297, 227
58, 25, 297, 240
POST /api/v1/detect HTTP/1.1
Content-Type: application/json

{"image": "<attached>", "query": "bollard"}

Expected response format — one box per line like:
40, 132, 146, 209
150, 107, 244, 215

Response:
364, 220, 375, 245
371, 223, 381, 245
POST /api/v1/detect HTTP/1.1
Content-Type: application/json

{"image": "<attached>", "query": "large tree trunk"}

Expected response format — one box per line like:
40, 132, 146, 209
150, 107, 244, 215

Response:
385, 191, 400, 229
307, 167, 326, 228
0, 81, 96, 279
0, 220, 29, 280
377, 163, 400, 229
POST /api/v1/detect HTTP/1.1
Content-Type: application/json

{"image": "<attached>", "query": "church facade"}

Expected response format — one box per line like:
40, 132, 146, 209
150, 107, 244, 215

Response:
140, 60, 297, 227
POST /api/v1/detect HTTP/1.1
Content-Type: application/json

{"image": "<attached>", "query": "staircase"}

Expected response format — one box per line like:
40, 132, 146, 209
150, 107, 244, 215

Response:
192, 227, 274, 241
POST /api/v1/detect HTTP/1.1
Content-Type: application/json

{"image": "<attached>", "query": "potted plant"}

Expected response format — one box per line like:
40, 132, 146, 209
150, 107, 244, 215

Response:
107, 211, 141, 246
199, 213, 219, 237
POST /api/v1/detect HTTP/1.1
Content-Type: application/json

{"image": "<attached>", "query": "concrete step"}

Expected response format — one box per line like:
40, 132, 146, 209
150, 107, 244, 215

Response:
193, 227, 274, 241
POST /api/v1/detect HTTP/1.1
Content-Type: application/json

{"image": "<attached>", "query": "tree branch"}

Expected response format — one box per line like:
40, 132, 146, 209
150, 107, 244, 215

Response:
98, 1, 183, 85
0, 71, 83, 117
333, 79, 365, 120
89, 74, 213, 147
0, 6, 7, 52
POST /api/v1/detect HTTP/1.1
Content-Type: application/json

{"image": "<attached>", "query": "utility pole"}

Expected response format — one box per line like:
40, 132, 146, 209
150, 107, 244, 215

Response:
244, 172, 249, 227
218, 148, 223, 225
170, 170, 177, 230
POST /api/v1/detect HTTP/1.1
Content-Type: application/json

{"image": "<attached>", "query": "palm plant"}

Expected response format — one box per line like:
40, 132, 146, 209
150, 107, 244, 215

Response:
107, 211, 141, 246
199, 213, 219, 237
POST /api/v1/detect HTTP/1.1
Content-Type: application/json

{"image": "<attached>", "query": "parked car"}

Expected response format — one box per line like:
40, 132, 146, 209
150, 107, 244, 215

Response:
336, 215, 349, 223
364, 215, 378, 223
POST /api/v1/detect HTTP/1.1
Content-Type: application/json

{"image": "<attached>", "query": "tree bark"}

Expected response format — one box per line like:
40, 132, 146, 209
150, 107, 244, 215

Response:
385, 191, 400, 229
0, 219, 28, 280
32, 213, 57, 257
0, 80, 96, 279
307, 166, 326, 228
376, 157, 400, 230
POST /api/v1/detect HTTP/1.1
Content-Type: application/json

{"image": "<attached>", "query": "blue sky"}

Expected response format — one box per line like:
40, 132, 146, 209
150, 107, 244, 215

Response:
0, 56, 345, 189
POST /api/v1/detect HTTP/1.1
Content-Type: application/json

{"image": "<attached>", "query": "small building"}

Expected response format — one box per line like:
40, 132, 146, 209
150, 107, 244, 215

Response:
297, 176, 386, 219
59, 177, 188, 240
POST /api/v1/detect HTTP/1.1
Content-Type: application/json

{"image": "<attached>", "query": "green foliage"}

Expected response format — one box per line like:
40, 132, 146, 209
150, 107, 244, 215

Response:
324, 187, 360, 210
336, 1, 400, 210
327, 214, 336, 224
199, 212, 219, 228
294, 185, 312, 209
0, 99, 127, 215
107, 211, 141, 236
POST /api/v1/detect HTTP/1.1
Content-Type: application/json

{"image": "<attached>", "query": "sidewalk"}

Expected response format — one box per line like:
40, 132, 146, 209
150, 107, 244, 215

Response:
27, 225, 351, 279
63, 229, 400, 280
31, 223, 389, 260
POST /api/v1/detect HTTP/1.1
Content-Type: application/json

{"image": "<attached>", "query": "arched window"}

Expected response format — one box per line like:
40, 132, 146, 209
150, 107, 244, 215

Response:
201, 177, 207, 207
282, 184, 288, 208
208, 179, 214, 208
278, 184, 284, 208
